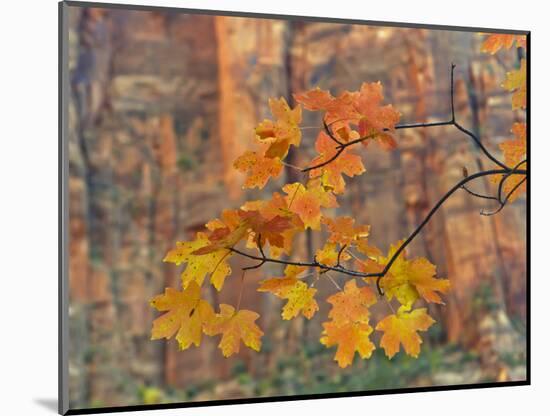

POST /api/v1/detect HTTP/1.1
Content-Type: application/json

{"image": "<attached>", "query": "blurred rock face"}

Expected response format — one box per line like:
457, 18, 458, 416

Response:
66, 5, 526, 408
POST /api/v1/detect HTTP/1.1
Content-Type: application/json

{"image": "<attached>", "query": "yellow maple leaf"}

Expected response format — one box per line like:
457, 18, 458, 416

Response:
502, 59, 526, 110
233, 151, 283, 189
315, 242, 350, 267
258, 265, 318, 319
205, 304, 264, 357
163, 233, 232, 291
374, 241, 450, 308
320, 321, 375, 368
150, 281, 215, 350
376, 307, 435, 359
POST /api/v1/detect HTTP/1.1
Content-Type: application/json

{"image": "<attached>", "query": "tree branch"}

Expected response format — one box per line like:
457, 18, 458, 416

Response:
226, 64, 527, 298
230, 168, 526, 295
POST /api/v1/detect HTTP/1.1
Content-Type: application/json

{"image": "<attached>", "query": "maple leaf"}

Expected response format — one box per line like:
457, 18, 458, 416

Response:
294, 88, 360, 131
295, 83, 400, 149
354, 82, 401, 149
204, 304, 264, 357
241, 192, 305, 257
321, 216, 370, 246
198, 209, 252, 254
315, 242, 350, 266
376, 307, 435, 359
164, 233, 232, 291
293, 87, 335, 111
234, 151, 283, 189
282, 182, 338, 230
258, 265, 319, 319
150, 282, 215, 350
372, 241, 450, 308
502, 59, 526, 110
320, 321, 375, 368
491, 123, 527, 202
255, 97, 302, 159
326, 279, 377, 323
308, 132, 365, 194
320, 280, 377, 368
501, 122, 527, 166
481, 34, 526, 54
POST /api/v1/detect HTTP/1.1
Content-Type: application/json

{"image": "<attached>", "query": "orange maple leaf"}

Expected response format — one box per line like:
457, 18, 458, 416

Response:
282, 181, 338, 230
321, 216, 370, 246
481, 34, 526, 54
320, 321, 375, 368
234, 151, 283, 189
354, 82, 400, 149
308, 132, 365, 194
241, 192, 305, 257
320, 280, 377, 367
491, 123, 527, 202
326, 279, 377, 323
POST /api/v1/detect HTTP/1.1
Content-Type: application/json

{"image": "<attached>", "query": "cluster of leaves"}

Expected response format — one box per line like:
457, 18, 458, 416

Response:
150, 32, 526, 368
481, 34, 527, 200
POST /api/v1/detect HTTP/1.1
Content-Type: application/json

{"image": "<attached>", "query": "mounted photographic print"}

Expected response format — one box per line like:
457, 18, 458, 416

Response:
59, 1, 530, 414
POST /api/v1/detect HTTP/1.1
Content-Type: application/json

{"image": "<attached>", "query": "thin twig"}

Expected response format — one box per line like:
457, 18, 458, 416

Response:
336, 244, 348, 268
302, 64, 511, 174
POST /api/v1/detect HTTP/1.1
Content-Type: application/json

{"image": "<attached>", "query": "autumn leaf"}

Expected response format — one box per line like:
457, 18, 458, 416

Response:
164, 233, 232, 291
294, 83, 400, 149
370, 241, 450, 308
293, 87, 335, 111
354, 82, 400, 148
234, 151, 283, 189
320, 321, 375, 367
491, 123, 527, 202
376, 307, 435, 359
150, 282, 215, 350
205, 304, 263, 357
282, 181, 338, 230
255, 97, 302, 159
326, 279, 377, 324
241, 192, 305, 257
258, 265, 319, 319
320, 280, 377, 367
321, 216, 370, 246
315, 242, 350, 267
481, 34, 526, 54
501, 122, 527, 167
502, 59, 526, 110
308, 132, 365, 194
